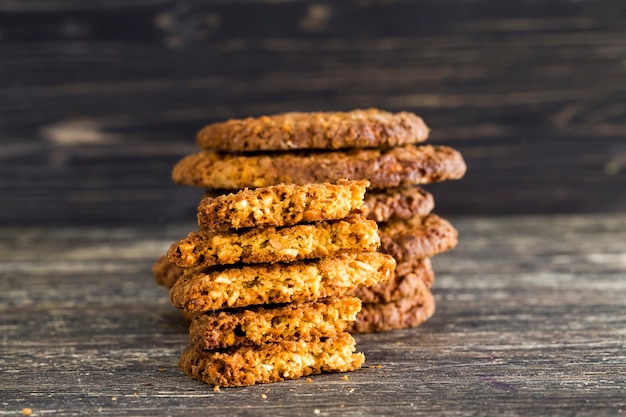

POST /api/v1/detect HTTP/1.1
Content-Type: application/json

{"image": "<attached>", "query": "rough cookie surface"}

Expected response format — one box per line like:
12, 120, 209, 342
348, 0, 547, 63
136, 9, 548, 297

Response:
153, 254, 433, 304
169, 251, 396, 312
179, 333, 364, 387
172, 145, 466, 190
350, 258, 433, 303
378, 214, 458, 263
202, 185, 433, 224
196, 108, 429, 152
197, 179, 368, 230
363, 187, 434, 222
189, 297, 361, 350
167, 215, 380, 268
348, 290, 435, 334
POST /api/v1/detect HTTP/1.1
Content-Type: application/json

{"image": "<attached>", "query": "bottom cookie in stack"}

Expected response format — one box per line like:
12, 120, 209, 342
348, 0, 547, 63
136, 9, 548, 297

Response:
180, 297, 363, 387
179, 333, 364, 388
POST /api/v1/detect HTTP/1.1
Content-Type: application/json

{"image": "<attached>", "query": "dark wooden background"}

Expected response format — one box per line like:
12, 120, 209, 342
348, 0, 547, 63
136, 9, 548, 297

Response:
1, 0, 625, 225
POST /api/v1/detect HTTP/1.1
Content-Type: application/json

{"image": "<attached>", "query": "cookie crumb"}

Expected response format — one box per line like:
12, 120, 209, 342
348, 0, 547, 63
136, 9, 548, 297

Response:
261, 394, 267, 399
306, 378, 313, 383
157, 368, 165, 372
341, 375, 349, 381
213, 385, 221, 392
314, 410, 321, 415
111, 397, 117, 401
22, 408, 32, 416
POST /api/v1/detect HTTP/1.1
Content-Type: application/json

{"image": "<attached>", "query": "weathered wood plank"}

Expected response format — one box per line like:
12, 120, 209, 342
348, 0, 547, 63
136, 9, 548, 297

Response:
1, 214, 625, 416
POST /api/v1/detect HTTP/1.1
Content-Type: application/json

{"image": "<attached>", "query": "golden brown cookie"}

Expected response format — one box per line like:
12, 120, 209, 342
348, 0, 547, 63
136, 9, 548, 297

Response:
197, 179, 368, 230
172, 145, 466, 190
196, 109, 429, 152
202, 185, 434, 224
378, 213, 458, 263
179, 332, 364, 387
363, 186, 434, 222
348, 290, 435, 334
350, 258, 433, 303
170, 251, 396, 313
153, 254, 433, 304
189, 297, 361, 350
167, 215, 380, 268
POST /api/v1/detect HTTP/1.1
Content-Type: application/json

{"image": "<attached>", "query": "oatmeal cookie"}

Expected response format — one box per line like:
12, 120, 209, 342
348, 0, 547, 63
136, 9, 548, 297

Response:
196, 108, 429, 152
197, 179, 368, 230
189, 297, 361, 350
350, 258, 433, 303
348, 290, 435, 334
179, 332, 364, 387
172, 145, 466, 190
167, 215, 379, 268
378, 214, 458, 263
169, 251, 395, 313
154, 254, 433, 304
363, 186, 434, 222
202, 185, 433, 224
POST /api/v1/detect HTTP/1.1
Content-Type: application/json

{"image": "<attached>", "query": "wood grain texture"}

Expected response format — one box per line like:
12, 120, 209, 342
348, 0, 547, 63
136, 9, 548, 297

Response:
1, 214, 625, 416
0, 0, 625, 224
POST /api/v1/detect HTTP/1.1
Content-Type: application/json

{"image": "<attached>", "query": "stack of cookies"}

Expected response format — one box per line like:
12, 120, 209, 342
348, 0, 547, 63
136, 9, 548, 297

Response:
162, 180, 396, 386
152, 108, 466, 386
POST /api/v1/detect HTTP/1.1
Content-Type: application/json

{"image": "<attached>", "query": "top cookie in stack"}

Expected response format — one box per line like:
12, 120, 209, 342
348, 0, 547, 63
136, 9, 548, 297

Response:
173, 110, 464, 189
194, 109, 430, 151
168, 108, 465, 334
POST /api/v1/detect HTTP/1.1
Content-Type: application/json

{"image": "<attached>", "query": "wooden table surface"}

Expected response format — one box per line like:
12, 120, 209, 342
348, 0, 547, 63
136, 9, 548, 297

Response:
2, 214, 625, 416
